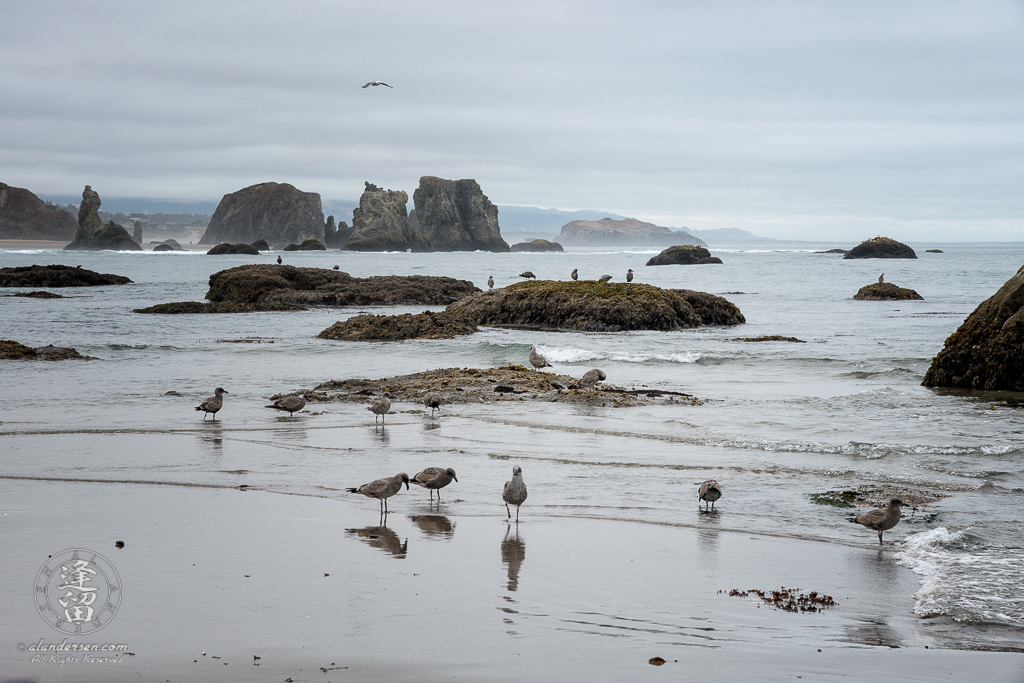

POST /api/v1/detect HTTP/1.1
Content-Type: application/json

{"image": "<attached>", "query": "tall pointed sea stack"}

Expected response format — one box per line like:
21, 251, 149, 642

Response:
64, 186, 142, 251
344, 182, 429, 252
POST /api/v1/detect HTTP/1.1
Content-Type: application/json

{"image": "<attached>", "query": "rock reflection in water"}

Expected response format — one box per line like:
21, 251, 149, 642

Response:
410, 514, 455, 539
501, 527, 526, 591
346, 522, 407, 558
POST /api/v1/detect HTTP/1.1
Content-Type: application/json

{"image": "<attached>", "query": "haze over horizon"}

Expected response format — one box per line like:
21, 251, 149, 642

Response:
3, 1, 1023, 241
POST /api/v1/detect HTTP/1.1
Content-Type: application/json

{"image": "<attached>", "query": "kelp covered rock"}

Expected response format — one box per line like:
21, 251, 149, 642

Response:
843, 237, 917, 259
646, 245, 723, 266
318, 310, 478, 341
853, 283, 923, 301
0, 264, 131, 287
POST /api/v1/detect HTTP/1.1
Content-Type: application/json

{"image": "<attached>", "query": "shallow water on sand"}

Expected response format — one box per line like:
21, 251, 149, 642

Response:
2, 243, 1024, 652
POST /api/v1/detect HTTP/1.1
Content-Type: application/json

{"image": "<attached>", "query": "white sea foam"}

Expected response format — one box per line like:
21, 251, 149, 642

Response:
535, 345, 701, 365
898, 527, 1024, 627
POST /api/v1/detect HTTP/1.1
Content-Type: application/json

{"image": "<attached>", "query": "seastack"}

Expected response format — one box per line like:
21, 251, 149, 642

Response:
199, 182, 325, 249
646, 245, 722, 266
344, 182, 427, 252
843, 237, 917, 259
558, 218, 707, 247
410, 177, 510, 252
922, 264, 1024, 390
0, 182, 77, 241
64, 186, 142, 251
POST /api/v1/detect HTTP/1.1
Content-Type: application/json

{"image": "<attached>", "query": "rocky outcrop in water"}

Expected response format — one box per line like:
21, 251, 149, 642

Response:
0, 183, 77, 240
205, 264, 479, 306
922, 264, 1024, 390
64, 186, 142, 251
446, 280, 744, 332
318, 310, 479, 341
344, 183, 426, 252
199, 182, 325, 249
558, 218, 708, 247
646, 245, 723, 266
0, 339, 93, 361
843, 237, 917, 259
324, 215, 352, 248
853, 283, 923, 301
282, 238, 326, 251
207, 243, 260, 255
132, 221, 142, 243
0, 264, 131, 287
410, 177, 509, 252
511, 239, 563, 252
250, 240, 270, 251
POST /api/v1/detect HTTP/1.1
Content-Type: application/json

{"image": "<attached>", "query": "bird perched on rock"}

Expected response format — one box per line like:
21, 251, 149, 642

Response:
368, 393, 392, 424
572, 368, 606, 389
529, 345, 550, 371
265, 393, 306, 416
849, 499, 906, 545
362, 81, 393, 88
599, 274, 612, 283
488, 276, 494, 289
698, 480, 722, 511
626, 269, 634, 282
519, 271, 536, 280
878, 273, 884, 283
277, 255, 282, 264
347, 472, 409, 514
333, 265, 340, 271
410, 467, 458, 501
571, 268, 578, 281
423, 391, 443, 416
195, 387, 228, 420
502, 466, 528, 522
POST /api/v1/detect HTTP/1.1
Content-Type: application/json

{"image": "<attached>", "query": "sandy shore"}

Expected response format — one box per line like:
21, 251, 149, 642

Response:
2, 478, 1022, 683
0, 240, 209, 251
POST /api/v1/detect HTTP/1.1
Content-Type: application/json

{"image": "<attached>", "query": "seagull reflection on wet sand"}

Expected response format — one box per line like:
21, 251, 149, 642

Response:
501, 526, 526, 592
410, 514, 455, 539
346, 519, 407, 558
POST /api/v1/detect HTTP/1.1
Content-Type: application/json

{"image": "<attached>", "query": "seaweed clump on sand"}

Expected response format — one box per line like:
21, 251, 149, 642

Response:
923, 263, 1024, 390
318, 310, 478, 341
724, 587, 837, 613
445, 280, 744, 332
853, 283, 923, 301
810, 485, 944, 509
205, 264, 479, 306
134, 301, 307, 314
0, 264, 131, 287
0, 339, 92, 360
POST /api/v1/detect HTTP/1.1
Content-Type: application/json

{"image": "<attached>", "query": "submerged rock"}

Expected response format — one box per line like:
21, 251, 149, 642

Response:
923, 264, 1024, 390
64, 186, 143, 251
853, 283, 923, 301
344, 182, 426, 252
646, 245, 723, 266
134, 301, 306, 314
282, 238, 326, 251
410, 176, 510, 252
318, 310, 479, 341
199, 182, 325, 248
446, 280, 744, 332
0, 182, 77, 240
926, 249, 944, 253
0, 264, 131, 287
510, 239, 563, 252
816, 248, 849, 254
735, 335, 806, 343
205, 264, 479, 306
0, 339, 92, 361
152, 243, 175, 251
3, 290, 64, 298
206, 243, 260, 255
843, 237, 917, 259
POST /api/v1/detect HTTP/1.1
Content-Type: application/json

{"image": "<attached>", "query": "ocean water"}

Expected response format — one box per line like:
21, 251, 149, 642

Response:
2, 243, 1024, 652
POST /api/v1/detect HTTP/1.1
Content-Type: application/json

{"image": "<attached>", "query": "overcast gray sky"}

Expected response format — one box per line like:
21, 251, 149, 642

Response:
3, 0, 1023, 240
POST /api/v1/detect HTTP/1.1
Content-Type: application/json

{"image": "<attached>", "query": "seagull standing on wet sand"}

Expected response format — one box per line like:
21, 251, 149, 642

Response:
265, 393, 307, 415
571, 268, 578, 281
347, 473, 409, 514
423, 391, 443, 416
626, 269, 634, 282
195, 387, 228, 420
410, 467, 458, 501
362, 81, 393, 88
698, 479, 722, 511
849, 499, 906, 545
368, 393, 392, 424
572, 368, 606, 389
503, 466, 528, 522
488, 276, 494, 289
529, 345, 550, 371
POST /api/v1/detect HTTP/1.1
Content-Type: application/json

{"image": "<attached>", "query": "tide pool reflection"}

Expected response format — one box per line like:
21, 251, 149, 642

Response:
346, 521, 407, 558
409, 514, 455, 539
501, 527, 526, 592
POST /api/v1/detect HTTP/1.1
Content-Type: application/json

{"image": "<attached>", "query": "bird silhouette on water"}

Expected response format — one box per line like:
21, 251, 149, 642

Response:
503, 466, 528, 522
849, 499, 906, 545
265, 393, 306, 415
195, 387, 228, 420
368, 393, 392, 424
423, 391, 443, 416
519, 271, 536, 280
529, 345, 550, 371
347, 472, 409, 514
410, 467, 458, 501
698, 480, 722, 511
571, 268, 578, 281
626, 268, 634, 282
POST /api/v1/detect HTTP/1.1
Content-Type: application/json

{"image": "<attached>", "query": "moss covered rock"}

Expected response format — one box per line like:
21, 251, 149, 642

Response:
646, 245, 723, 266
0, 264, 131, 287
843, 237, 917, 259
207, 242, 260, 255
134, 301, 307, 314
445, 280, 743, 331
510, 239, 564, 252
853, 283, 923, 301
0, 339, 92, 360
923, 264, 1024, 390
318, 310, 478, 341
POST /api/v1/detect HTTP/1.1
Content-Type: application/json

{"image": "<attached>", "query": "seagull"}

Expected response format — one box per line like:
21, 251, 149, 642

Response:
878, 273, 884, 283
626, 269, 634, 283
423, 391, 443, 416
333, 265, 340, 271
362, 81, 393, 88
488, 276, 494, 289
849, 499, 906, 545
347, 473, 409, 514
265, 393, 307, 416
503, 466, 528, 522
195, 387, 228, 420
519, 271, 536, 280
277, 255, 282, 264
572, 368, 606, 389
599, 274, 612, 283
698, 480, 721, 511
368, 392, 392, 424
410, 467, 458, 501
529, 345, 550, 371
571, 268, 578, 281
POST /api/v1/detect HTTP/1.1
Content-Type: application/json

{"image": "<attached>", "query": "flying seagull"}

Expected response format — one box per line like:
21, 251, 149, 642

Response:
362, 81, 393, 88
